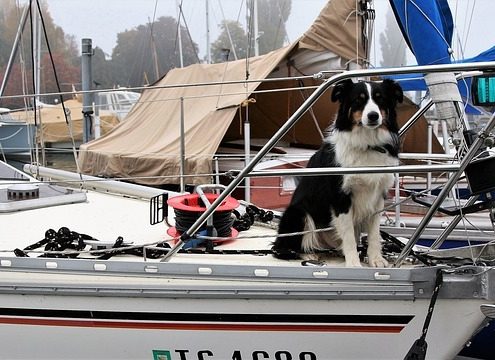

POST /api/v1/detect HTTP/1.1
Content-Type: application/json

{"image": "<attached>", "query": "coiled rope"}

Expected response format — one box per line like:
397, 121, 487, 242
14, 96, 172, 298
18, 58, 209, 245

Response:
167, 193, 239, 238
173, 208, 234, 237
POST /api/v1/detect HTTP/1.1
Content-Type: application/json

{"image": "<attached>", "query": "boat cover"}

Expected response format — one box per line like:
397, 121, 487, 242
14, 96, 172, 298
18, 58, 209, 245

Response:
10, 99, 119, 143
78, 0, 439, 185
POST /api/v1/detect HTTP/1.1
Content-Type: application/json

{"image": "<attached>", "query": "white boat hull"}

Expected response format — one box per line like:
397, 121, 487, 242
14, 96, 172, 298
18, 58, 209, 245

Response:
0, 259, 489, 360
0, 298, 485, 360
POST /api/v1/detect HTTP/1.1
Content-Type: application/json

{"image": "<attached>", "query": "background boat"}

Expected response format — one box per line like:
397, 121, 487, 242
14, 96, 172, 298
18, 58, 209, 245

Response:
0, 107, 35, 155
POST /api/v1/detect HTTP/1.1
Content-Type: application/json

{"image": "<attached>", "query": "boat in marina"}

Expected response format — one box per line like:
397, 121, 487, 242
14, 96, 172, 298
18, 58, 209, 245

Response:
0, 107, 35, 155
77, 0, 439, 211
6, 90, 140, 150
2, 60, 495, 359
3, 1, 495, 359
0, 2, 140, 156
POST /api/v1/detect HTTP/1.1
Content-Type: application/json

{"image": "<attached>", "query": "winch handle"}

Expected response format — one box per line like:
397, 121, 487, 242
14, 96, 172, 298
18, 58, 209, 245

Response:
195, 184, 227, 226
195, 184, 227, 209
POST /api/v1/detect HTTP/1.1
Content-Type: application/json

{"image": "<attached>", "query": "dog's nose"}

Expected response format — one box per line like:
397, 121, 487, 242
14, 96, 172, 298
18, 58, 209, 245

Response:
367, 111, 380, 123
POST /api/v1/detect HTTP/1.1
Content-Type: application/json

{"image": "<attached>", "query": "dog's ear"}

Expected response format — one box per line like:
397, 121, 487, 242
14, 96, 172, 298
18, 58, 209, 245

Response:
331, 79, 353, 103
382, 79, 403, 104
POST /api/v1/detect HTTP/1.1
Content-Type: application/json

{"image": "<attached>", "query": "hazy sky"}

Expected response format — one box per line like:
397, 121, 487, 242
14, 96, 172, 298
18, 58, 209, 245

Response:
42, 0, 493, 66
44, 0, 328, 57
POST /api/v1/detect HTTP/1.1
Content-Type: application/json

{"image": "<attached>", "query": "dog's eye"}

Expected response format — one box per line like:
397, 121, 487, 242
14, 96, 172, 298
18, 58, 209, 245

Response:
374, 92, 381, 98
359, 93, 366, 99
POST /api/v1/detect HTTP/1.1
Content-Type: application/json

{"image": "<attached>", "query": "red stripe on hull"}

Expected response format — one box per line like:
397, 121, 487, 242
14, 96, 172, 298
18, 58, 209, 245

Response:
0, 317, 405, 333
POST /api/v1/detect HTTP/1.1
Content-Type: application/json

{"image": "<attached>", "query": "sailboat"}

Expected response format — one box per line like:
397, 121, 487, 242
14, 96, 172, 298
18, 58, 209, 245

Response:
77, 0, 437, 209
2, 59, 495, 359
2, 1, 495, 359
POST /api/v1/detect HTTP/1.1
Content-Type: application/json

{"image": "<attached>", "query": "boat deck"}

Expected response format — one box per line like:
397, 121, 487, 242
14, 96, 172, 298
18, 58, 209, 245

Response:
2, 156, 495, 268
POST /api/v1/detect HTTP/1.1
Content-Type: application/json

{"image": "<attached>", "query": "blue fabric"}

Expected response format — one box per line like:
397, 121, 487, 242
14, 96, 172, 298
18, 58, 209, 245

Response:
389, 0, 454, 65
461, 46, 495, 63
388, 1, 494, 114
386, 46, 495, 91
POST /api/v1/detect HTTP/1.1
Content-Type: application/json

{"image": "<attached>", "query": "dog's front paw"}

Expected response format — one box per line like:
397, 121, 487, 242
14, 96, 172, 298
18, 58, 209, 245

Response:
301, 253, 320, 262
345, 254, 362, 267
368, 254, 389, 268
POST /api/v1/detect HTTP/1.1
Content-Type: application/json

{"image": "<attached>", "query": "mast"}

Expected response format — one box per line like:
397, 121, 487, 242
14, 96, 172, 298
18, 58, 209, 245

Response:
29, 1, 42, 104
0, 6, 29, 97
246, 0, 260, 57
253, 0, 259, 56
148, 17, 160, 79
176, 0, 184, 68
81, 38, 94, 143
205, 0, 211, 64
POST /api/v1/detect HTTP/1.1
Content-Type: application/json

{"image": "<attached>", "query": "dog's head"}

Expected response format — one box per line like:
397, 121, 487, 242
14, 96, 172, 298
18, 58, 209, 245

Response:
331, 79, 403, 132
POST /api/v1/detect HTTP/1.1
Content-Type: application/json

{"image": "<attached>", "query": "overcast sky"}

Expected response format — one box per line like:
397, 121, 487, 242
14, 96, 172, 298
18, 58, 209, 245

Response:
42, 0, 493, 66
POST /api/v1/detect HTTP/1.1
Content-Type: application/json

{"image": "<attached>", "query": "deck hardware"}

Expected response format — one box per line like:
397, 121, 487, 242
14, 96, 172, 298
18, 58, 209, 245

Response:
45, 261, 58, 269
144, 265, 158, 273
374, 272, 391, 280
254, 269, 269, 277
149, 193, 168, 225
198, 267, 212, 275
94, 263, 107, 271
312, 270, 329, 278
7, 184, 39, 200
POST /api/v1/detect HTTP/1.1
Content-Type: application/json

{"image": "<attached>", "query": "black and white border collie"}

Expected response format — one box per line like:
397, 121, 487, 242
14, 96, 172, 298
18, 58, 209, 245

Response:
272, 79, 403, 267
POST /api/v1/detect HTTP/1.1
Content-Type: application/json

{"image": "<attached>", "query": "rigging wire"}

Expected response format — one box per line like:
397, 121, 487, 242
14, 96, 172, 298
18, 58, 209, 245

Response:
34, 0, 82, 175
404, 0, 453, 64
13, 0, 35, 165
355, 0, 359, 67
148, 0, 160, 79
271, 0, 288, 51
178, 6, 201, 63
451, 0, 464, 58
27, 0, 37, 128
217, 0, 239, 61
245, 0, 254, 80
461, 0, 476, 58
174, 0, 185, 67
236, 0, 245, 24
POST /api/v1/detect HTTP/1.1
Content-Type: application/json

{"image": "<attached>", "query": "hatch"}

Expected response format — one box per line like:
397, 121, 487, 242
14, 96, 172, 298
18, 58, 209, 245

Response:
0, 162, 87, 212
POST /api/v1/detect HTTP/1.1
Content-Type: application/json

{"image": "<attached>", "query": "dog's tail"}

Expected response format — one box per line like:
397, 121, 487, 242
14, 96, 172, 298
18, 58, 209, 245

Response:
272, 206, 308, 260
301, 213, 320, 254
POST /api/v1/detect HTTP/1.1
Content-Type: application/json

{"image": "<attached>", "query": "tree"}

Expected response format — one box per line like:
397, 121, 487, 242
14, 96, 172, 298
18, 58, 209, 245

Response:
110, 16, 199, 87
379, 8, 407, 67
39, 52, 79, 104
210, 0, 292, 62
210, 20, 248, 63
0, 1, 80, 109
249, 0, 291, 55
92, 46, 115, 89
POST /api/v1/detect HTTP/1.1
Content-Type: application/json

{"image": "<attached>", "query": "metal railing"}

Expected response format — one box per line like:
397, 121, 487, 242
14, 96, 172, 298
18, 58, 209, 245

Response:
161, 61, 495, 262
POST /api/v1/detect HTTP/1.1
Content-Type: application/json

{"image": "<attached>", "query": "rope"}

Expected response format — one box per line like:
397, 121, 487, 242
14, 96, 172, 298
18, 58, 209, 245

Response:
173, 208, 234, 238
404, 270, 444, 360
11, 226, 495, 267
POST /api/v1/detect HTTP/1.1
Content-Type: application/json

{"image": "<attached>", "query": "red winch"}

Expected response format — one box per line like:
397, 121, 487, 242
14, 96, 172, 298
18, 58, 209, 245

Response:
166, 191, 239, 241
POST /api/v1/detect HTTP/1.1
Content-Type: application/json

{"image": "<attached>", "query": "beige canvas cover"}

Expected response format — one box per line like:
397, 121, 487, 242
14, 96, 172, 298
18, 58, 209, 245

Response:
78, 0, 439, 186
298, 0, 366, 63
78, 0, 368, 185
79, 46, 295, 184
